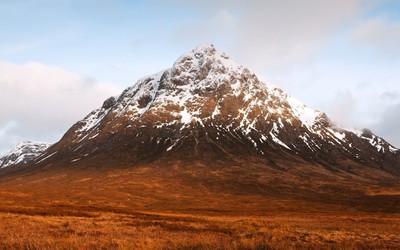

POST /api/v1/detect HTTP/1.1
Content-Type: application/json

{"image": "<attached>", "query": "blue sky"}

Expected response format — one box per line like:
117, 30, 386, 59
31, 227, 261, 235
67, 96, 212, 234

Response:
1, 0, 400, 154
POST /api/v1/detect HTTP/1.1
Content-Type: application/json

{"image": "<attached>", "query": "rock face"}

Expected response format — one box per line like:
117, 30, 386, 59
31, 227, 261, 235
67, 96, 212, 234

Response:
0, 141, 51, 168
32, 44, 399, 175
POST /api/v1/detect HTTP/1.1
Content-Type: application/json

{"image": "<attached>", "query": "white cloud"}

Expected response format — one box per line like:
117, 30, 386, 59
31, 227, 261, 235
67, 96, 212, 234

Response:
0, 61, 121, 154
351, 17, 400, 56
380, 91, 400, 101
370, 103, 400, 147
232, 0, 365, 71
173, 7, 237, 47
320, 80, 400, 147
174, 0, 365, 71
326, 90, 356, 127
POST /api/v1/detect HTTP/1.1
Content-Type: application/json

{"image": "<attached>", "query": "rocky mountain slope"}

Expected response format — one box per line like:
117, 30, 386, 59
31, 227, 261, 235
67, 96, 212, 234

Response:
0, 141, 51, 168
28, 43, 399, 176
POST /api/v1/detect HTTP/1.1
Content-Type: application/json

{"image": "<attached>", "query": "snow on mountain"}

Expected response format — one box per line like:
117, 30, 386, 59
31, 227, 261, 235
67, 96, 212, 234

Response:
72, 43, 324, 138
34, 43, 399, 172
0, 141, 51, 168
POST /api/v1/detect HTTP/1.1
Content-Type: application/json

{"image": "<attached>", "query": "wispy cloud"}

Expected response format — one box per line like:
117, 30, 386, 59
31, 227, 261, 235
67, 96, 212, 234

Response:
352, 17, 400, 56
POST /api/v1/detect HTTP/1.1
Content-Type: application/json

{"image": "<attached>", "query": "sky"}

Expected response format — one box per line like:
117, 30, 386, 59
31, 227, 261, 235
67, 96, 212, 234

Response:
1, 0, 400, 154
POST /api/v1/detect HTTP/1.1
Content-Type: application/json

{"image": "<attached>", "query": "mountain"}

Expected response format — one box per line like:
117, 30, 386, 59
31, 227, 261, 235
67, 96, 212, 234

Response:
0, 141, 51, 168
31, 43, 399, 174
1, 44, 399, 215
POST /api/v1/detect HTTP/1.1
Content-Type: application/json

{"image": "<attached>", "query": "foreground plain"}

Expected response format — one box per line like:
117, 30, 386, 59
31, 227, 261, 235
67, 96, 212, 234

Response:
0, 208, 400, 249
0, 162, 399, 249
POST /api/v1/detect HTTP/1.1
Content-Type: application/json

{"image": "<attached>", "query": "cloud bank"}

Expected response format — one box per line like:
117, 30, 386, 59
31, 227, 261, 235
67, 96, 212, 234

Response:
0, 61, 121, 154
370, 103, 400, 147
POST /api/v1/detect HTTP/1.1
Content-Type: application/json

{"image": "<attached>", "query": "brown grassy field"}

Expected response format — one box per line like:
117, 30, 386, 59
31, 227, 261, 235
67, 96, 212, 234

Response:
0, 163, 400, 249
1, 208, 400, 250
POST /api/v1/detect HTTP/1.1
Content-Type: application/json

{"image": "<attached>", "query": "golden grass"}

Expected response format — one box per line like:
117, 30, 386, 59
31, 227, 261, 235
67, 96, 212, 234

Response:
0, 165, 399, 249
0, 208, 399, 249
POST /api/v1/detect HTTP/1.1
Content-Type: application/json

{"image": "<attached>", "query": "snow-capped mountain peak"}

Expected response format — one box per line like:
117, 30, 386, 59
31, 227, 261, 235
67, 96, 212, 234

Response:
0, 141, 51, 168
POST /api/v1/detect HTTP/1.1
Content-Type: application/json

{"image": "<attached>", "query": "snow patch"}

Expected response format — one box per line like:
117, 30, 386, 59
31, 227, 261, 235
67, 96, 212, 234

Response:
287, 96, 320, 127
166, 140, 180, 152
35, 151, 57, 164
269, 132, 291, 150
327, 128, 346, 141
180, 108, 192, 123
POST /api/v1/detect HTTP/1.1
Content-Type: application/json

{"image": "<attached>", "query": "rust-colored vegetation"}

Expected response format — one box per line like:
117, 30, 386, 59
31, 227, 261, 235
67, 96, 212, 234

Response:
0, 164, 399, 249
1, 208, 400, 250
